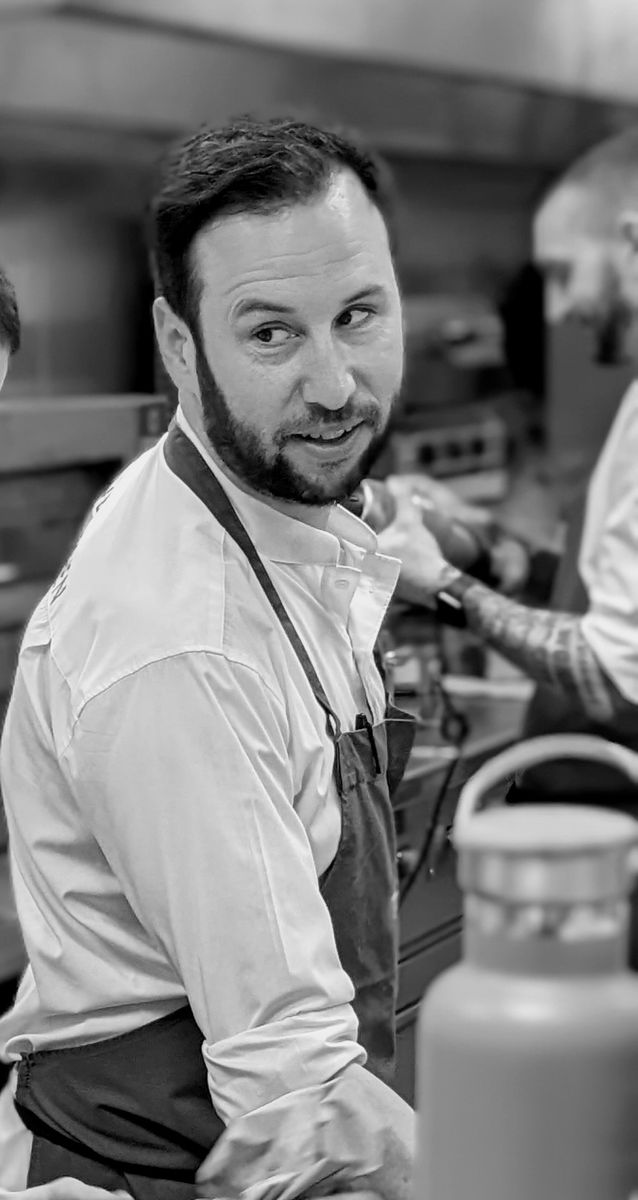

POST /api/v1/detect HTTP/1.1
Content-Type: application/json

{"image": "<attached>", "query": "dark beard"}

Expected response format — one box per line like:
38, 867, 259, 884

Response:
593, 299, 632, 366
195, 347, 393, 506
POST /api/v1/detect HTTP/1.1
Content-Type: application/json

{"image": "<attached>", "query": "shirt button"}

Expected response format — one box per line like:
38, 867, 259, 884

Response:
334, 579, 350, 590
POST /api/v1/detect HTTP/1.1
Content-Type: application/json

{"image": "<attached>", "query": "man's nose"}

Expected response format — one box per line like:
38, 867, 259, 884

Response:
544, 281, 572, 325
302, 341, 357, 411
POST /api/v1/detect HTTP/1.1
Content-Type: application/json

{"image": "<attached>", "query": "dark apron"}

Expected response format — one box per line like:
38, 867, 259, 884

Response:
17, 424, 415, 1197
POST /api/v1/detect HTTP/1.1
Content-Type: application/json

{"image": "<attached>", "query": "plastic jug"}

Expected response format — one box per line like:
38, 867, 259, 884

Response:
415, 734, 638, 1200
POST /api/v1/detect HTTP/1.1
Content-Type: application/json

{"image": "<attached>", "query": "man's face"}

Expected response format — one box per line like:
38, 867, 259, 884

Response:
533, 184, 635, 365
186, 169, 403, 505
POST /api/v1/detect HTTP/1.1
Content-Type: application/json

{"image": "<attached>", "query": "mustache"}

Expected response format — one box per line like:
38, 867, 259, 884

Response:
590, 294, 631, 366
279, 401, 379, 440
595, 315, 626, 365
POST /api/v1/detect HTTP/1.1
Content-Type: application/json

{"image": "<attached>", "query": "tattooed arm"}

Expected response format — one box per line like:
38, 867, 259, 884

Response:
376, 497, 633, 725
437, 567, 622, 723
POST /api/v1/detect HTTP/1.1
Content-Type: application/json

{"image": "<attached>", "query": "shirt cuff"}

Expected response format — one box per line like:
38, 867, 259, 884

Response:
196, 1069, 387, 1200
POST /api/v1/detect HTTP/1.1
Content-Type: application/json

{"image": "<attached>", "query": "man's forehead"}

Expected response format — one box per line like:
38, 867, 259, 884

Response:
192, 170, 392, 295
534, 183, 601, 260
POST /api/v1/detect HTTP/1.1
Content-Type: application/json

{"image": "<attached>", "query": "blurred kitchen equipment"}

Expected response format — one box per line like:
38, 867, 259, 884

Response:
392, 400, 509, 504
416, 734, 638, 1200
0, 393, 168, 700
393, 292, 512, 505
382, 639, 469, 909
382, 642, 468, 745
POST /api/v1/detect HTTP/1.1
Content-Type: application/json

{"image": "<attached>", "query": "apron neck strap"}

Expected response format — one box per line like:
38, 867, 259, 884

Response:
163, 424, 341, 739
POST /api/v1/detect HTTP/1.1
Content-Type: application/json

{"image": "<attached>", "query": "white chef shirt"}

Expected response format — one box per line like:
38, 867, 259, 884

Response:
0, 856, 24, 985
580, 381, 638, 703
0, 406, 400, 1132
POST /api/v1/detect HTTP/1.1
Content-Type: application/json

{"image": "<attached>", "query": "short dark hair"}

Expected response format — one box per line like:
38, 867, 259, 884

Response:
147, 115, 397, 332
0, 265, 20, 355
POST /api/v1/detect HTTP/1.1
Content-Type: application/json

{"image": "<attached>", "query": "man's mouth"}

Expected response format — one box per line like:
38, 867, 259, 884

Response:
292, 420, 363, 444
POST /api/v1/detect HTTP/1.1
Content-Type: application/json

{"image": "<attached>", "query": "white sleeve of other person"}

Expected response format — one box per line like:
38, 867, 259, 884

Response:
580, 382, 638, 702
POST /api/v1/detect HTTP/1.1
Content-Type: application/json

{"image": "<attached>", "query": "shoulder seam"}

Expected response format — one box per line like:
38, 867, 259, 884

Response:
59, 647, 285, 757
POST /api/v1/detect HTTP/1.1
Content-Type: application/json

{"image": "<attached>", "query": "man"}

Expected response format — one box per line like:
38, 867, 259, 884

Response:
380, 127, 638, 824
0, 118, 423, 1197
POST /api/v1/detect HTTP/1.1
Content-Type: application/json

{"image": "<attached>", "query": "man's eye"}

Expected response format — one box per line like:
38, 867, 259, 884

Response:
338, 306, 373, 329
253, 326, 291, 346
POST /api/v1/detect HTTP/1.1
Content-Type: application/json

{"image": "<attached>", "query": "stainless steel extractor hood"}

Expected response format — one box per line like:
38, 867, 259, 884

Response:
0, 0, 637, 173
29, 0, 638, 105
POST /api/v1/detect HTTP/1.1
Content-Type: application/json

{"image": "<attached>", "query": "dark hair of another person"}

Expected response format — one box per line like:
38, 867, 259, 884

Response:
0, 265, 20, 355
147, 115, 397, 339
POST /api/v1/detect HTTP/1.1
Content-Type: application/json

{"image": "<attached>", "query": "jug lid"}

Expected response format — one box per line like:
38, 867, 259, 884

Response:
454, 804, 638, 903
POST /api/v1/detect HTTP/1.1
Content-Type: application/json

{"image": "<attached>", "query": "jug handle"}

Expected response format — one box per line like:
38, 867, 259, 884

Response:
454, 733, 638, 832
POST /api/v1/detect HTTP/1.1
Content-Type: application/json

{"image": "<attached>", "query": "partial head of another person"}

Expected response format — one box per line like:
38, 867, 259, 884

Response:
147, 115, 404, 506
0, 265, 20, 390
534, 126, 638, 365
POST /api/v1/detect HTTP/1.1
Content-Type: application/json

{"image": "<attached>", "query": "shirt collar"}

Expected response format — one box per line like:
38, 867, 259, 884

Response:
174, 405, 388, 569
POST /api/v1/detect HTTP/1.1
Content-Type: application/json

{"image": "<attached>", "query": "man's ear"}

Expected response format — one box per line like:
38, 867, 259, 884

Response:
152, 297, 198, 394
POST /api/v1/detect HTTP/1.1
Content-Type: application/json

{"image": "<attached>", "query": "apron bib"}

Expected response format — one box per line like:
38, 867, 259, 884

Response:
18, 425, 415, 1197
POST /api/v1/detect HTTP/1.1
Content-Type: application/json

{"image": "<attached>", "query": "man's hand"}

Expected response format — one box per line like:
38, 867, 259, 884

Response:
385, 473, 492, 536
385, 474, 531, 595
306, 1192, 380, 1200
488, 534, 530, 594
196, 1064, 413, 1200
198, 1190, 378, 1200
0, 1184, 131, 1200
382, 476, 488, 574
376, 498, 452, 605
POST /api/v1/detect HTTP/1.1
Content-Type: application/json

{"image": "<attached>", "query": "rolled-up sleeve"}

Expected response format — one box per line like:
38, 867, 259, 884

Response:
64, 650, 364, 1124
581, 484, 638, 704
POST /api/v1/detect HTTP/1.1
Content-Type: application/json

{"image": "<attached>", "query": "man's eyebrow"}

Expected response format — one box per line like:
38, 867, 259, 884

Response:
344, 284, 386, 306
232, 298, 296, 319
231, 284, 386, 321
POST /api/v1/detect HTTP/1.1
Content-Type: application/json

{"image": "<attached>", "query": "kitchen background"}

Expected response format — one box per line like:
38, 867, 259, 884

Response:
3, 0, 638, 728
3, 0, 638, 1103
2, 2, 637, 481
